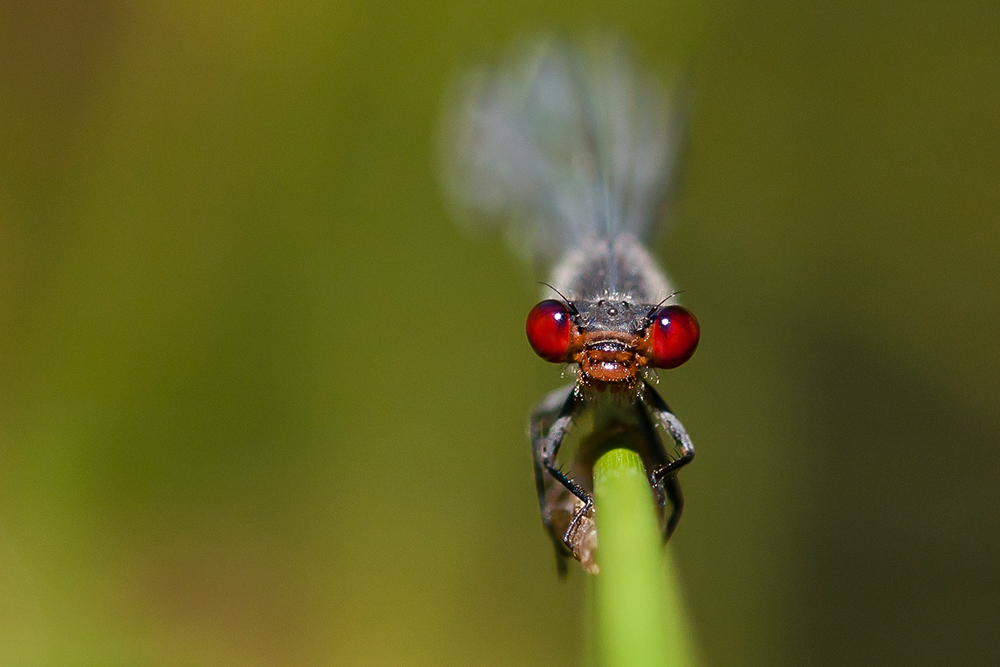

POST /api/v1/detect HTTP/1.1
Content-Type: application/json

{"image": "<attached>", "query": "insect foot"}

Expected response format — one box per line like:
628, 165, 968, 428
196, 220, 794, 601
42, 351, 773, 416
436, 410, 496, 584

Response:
566, 500, 599, 574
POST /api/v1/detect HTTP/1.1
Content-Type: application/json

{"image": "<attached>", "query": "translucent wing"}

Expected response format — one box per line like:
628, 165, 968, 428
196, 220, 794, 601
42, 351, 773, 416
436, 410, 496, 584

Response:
439, 36, 682, 264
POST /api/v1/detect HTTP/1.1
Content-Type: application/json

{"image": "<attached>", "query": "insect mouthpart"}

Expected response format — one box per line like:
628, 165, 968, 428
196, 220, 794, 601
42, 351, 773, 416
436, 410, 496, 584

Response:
579, 337, 642, 386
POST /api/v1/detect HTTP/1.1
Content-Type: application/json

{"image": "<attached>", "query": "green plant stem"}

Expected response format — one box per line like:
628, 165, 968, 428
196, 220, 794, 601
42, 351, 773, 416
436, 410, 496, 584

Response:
590, 443, 699, 667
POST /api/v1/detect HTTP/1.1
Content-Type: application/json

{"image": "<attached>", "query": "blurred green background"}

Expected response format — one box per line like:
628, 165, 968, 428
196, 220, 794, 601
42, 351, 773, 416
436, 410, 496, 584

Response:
2, 0, 999, 665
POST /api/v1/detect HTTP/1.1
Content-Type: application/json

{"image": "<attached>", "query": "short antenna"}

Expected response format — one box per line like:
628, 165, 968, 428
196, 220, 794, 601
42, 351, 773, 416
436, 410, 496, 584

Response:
539, 282, 579, 315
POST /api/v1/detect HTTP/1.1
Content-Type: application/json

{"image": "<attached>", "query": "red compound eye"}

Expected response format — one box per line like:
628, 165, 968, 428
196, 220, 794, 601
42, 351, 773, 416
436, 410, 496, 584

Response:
649, 305, 700, 369
525, 300, 573, 363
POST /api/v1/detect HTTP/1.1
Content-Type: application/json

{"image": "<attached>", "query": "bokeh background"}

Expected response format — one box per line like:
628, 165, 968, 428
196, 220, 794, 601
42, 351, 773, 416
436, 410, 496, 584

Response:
2, 0, 998, 665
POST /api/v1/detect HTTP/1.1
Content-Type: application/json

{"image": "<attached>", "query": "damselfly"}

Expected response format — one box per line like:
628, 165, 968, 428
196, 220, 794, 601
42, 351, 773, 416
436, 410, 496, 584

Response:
440, 36, 698, 574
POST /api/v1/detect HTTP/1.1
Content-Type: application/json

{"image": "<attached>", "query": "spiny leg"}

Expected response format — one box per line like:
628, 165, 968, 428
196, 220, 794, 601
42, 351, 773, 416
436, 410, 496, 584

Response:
640, 378, 695, 541
633, 398, 674, 538
528, 386, 573, 570
662, 475, 685, 539
529, 385, 591, 556
528, 385, 574, 516
634, 396, 685, 540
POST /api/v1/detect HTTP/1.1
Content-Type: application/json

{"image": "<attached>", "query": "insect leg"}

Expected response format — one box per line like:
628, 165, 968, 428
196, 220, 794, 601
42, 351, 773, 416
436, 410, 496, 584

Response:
528, 385, 573, 513
640, 379, 695, 540
529, 385, 591, 554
